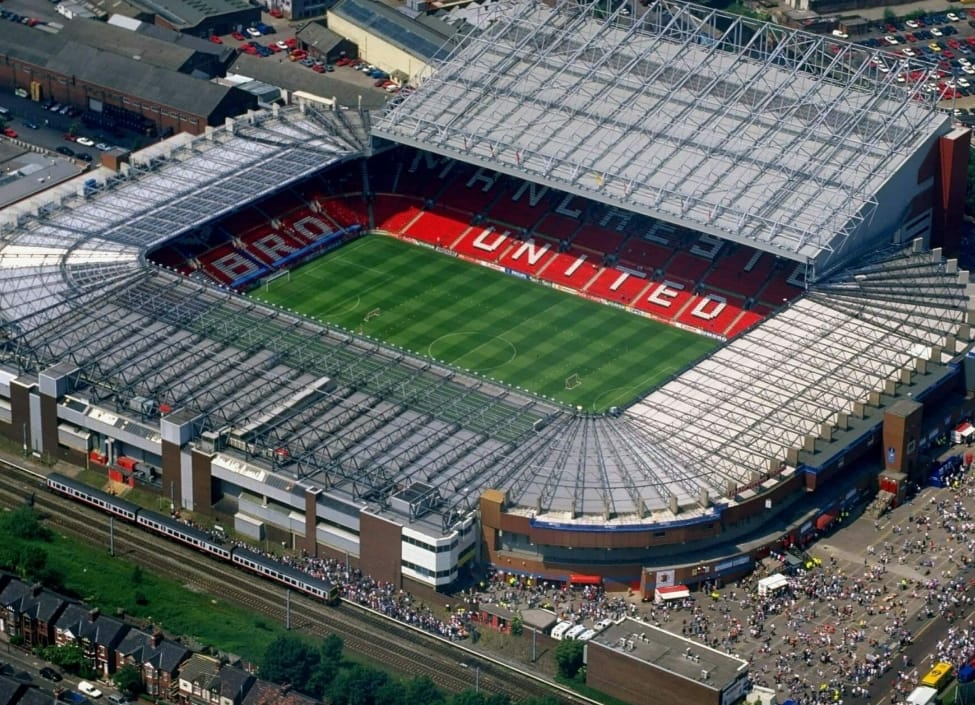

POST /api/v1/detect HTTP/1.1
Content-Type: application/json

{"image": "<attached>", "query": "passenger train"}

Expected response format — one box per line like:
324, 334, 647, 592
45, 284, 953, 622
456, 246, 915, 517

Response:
46, 473, 340, 604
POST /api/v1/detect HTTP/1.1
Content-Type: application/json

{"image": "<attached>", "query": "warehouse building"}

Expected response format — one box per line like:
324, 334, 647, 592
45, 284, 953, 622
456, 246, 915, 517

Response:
586, 619, 749, 705
327, 0, 457, 82
0, 23, 256, 136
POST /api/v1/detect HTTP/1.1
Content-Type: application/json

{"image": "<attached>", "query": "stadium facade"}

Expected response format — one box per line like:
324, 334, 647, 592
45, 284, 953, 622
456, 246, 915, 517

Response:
0, 0, 973, 594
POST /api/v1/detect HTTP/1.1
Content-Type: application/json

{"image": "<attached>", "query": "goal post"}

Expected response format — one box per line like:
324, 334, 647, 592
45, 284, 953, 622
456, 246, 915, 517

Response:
565, 373, 581, 390
263, 269, 291, 292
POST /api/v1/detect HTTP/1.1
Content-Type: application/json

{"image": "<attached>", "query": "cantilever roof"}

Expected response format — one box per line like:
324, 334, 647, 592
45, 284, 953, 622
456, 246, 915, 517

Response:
373, 0, 950, 265
0, 104, 968, 532
0, 107, 369, 335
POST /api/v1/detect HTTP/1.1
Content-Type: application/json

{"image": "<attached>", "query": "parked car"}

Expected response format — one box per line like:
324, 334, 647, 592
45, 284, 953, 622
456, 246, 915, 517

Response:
39, 668, 61, 682
23, 121, 38, 129
209, 34, 222, 43
269, 7, 283, 17
95, 142, 111, 151
3, 127, 17, 138
246, 26, 262, 37
78, 682, 101, 698
56, 146, 74, 156
75, 137, 95, 147
232, 31, 246, 40
77, 153, 93, 163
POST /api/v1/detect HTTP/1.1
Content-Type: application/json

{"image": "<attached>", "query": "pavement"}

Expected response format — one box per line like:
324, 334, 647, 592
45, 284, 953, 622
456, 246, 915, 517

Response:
472, 443, 975, 705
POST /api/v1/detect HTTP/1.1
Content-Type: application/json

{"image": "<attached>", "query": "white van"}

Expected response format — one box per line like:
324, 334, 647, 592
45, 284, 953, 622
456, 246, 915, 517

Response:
564, 624, 587, 640
551, 621, 573, 640
578, 629, 597, 641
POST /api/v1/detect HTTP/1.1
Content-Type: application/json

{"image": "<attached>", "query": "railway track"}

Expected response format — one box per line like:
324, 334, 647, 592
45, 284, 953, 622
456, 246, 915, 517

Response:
0, 465, 590, 704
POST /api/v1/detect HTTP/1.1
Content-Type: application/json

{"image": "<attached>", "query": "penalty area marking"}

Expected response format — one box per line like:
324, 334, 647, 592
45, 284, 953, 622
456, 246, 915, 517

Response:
322, 294, 361, 318
427, 332, 517, 372
590, 370, 677, 412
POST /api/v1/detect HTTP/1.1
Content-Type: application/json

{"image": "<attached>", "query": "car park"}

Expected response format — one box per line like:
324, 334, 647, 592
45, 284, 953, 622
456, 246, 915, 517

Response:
78, 682, 101, 698
39, 668, 61, 682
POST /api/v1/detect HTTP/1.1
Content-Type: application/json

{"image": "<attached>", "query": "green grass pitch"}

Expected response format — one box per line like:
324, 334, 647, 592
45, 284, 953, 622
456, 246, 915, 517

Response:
252, 235, 717, 411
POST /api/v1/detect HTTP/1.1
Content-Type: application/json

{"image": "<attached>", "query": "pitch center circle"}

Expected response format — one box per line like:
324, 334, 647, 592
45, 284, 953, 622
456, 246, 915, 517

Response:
427, 332, 517, 372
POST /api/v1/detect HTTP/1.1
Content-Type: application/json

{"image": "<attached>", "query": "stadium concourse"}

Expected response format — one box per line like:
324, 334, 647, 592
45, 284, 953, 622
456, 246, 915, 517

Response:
0, 0, 971, 598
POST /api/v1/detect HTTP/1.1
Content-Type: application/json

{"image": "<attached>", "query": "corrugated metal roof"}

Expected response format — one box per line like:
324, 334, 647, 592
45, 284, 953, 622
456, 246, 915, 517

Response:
331, 0, 455, 61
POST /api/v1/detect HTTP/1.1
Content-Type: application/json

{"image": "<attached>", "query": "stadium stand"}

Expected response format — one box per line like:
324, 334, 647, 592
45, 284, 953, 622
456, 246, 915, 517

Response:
0, 0, 970, 591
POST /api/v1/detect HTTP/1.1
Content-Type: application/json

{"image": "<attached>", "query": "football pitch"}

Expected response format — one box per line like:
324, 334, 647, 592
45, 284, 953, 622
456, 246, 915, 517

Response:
252, 236, 717, 411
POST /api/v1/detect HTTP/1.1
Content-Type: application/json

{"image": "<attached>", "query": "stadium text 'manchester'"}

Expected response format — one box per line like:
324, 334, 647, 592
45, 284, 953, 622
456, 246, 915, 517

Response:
0, 0, 973, 597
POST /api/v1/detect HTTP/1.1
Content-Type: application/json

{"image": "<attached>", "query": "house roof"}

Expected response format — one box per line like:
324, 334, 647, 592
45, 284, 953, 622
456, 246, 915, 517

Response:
219, 667, 254, 702
0, 677, 24, 705
179, 654, 221, 686
116, 630, 191, 673
55, 604, 129, 647
242, 681, 318, 705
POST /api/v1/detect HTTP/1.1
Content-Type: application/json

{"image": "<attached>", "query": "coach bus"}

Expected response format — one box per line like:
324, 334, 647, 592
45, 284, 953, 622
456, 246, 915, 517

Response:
920, 662, 954, 691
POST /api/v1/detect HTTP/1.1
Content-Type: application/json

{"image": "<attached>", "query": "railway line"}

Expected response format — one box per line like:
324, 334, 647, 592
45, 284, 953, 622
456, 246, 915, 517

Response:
0, 463, 590, 704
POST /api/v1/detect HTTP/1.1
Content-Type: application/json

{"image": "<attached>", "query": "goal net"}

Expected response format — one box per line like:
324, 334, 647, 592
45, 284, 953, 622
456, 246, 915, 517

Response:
565, 373, 582, 390
262, 269, 291, 292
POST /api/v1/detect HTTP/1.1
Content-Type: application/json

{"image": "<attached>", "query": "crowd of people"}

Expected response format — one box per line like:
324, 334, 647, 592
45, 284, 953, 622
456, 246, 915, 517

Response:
176, 453, 975, 705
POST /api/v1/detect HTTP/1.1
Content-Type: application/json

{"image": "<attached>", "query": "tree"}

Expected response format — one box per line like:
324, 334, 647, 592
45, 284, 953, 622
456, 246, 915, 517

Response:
113, 664, 144, 698
36, 643, 93, 677
2, 506, 51, 541
15, 544, 48, 581
377, 675, 443, 705
509, 616, 523, 637
328, 663, 390, 705
260, 634, 319, 694
309, 633, 344, 693
554, 639, 585, 679
132, 565, 144, 585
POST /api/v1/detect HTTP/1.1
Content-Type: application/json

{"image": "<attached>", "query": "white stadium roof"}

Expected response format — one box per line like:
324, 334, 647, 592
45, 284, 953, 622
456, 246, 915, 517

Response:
0, 104, 970, 531
0, 106, 368, 335
373, 0, 950, 266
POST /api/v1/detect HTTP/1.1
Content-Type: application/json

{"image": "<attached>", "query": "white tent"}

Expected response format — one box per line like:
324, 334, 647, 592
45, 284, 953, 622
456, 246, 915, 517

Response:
757, 573, 789, 597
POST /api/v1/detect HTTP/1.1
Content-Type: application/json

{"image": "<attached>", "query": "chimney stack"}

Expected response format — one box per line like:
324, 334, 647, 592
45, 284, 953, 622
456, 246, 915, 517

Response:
88, 608, 100, 622
151, 631, 163, 648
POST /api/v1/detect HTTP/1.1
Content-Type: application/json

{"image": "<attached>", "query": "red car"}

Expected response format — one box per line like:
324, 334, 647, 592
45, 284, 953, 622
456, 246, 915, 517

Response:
63, 133, 78, 142
232, 31, 246, 40
266, 43, 281, 52
3, 128, 17, 139
312, 64, 326, 73
241, 43, 258, 55
209, 35, 222, 44
290, 50, 307, 61
284, 37, 298, 48
269, 7, 284, 17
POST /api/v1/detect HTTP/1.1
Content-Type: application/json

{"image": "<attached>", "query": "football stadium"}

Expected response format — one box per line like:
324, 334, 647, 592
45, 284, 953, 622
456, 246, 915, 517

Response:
0, 0, 973, 594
